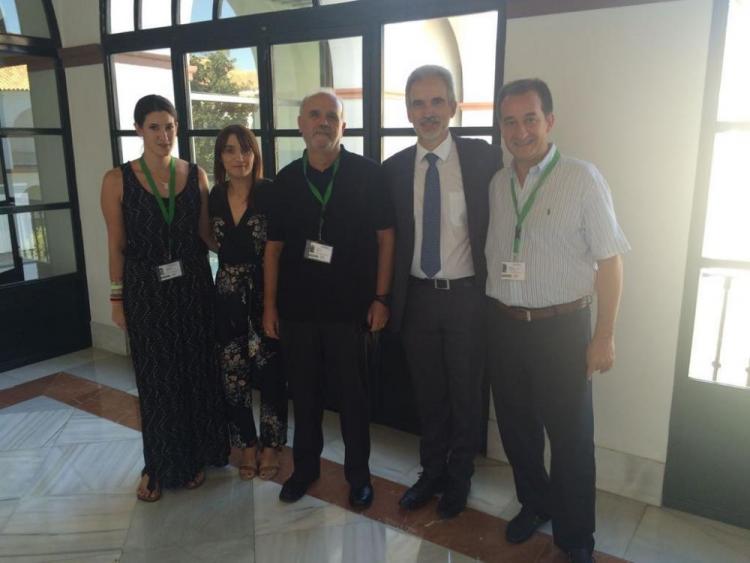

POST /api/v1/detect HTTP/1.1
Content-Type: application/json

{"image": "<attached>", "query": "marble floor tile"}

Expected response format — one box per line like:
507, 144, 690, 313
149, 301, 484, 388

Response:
594, 490, 647, 557
53, 410, 141, 446
0, 375, 18, 391
0, 396, 72, 414
367, 424, 422, 484
0, 449, 51, 500
0, 499, 17, 531
0, 409, 73, 451
124, 470, 254, 550
120, 538, 254, 563
1, 348, 114, 385
625, 506, 750, 563
466, 461, 517, 518
3, 494, 135, 535
0, 529, 128, 558
0, 550, 122, 562
65, 354, 136, 393
30, 440, 143, 497
253, 479, 366, 536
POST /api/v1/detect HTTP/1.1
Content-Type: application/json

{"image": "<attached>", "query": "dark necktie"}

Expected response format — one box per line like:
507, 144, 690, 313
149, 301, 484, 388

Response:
421, 152, 441, 278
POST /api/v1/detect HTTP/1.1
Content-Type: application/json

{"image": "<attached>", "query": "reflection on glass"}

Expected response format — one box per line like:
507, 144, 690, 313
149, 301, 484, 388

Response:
0, 214, 13, 274
188, 48, 260, 130
180, 0, 213, 23
14, 209, 77, 281
219, 0, 311, 18
689, 268, 750, 388
109, 0, 135, 33
119, 136, 178, 165
0, 56, 61, 129
717, 0, 750, 122
702, 131, 750, 261
382, 136, 417, 161
383, 12, 497, 128
141, 0, 171, 29
112, 49, 174, 129
275, 136, 362, 172
272, 37, 363, 129
2, 136, 68, 205
0, 0, 50, 37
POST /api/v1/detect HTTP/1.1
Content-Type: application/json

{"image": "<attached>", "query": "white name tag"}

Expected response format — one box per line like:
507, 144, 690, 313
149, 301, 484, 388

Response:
157, 260, 184, 282
501, 261, 526, 281
304, 240, 333, 264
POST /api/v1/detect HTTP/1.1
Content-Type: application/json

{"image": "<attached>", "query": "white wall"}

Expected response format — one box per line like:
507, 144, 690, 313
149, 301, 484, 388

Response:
485, 0, 713, 502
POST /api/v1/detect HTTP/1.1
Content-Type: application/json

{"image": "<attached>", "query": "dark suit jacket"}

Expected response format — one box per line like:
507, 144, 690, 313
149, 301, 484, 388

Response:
383, 133, 502, 332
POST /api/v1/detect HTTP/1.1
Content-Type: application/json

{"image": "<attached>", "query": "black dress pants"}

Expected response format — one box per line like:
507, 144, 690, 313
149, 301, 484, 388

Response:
280, 319, 371, 488
487, 302, 595, 552
401, 281, 485, 488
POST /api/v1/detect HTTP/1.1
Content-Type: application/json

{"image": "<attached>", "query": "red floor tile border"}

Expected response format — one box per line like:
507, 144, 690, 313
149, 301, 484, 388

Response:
0, 371, 629, 563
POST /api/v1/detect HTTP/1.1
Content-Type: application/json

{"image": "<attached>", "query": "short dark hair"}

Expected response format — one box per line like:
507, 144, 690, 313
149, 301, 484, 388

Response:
498, 79, 553, 116
405, 65, 457, 106
133, 94, 178, 127
213, 124, 263, 188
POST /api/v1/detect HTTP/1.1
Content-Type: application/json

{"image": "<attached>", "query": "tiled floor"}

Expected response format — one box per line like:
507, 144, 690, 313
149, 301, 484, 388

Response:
1, 348, 750, 562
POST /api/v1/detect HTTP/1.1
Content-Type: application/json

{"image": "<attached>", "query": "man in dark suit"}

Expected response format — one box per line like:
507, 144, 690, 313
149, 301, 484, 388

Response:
383, 65, 501, 518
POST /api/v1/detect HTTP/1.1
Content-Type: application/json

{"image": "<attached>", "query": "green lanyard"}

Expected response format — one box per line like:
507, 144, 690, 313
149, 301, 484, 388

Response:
510, 148, 560, 258
140, 156, 176, 258
302, 151, 340, 241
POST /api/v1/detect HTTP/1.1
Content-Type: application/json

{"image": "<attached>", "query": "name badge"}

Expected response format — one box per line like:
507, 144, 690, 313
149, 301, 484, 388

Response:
157, 260, 184, 282
304, 240, 333, 264
501, 261, 526, 281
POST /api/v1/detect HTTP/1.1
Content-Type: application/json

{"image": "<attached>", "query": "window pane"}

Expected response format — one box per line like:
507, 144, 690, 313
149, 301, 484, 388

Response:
689, 268, 750, 388
141, 0, 171, 29
0, 55, 61, 129
14, 209, 77, 281
272, 37, 363, 129
0, 215, 13, 274
275, 136, 362, 172
112, 49, 174, 129
109, 0, 135, 33
717, 0, 750, 122
702, 131, 750, 261
187, 48, 260, 130
219, 0, 311, 18
119, 136, 178, 165
382, 136, 417, 161
0, 0, 50, 38
2, 136, 68, 205
383, 12, 497, 128
181, 0, 213, 23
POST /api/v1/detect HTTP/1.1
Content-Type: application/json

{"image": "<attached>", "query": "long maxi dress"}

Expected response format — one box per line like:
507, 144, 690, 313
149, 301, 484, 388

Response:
209, 179, 288, 451
121, 162, 229, 488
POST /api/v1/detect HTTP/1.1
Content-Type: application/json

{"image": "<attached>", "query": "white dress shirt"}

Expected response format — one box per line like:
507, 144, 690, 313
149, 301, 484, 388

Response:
411, 135, 474, 279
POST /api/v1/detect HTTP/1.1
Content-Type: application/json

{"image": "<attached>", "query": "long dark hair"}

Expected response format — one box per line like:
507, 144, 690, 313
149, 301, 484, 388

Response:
133, 94, 178, 127
213, 124, 263, 190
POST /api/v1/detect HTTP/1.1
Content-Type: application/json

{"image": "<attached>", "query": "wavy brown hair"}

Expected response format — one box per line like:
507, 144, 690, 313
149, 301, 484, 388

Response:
213, 124, 263, 190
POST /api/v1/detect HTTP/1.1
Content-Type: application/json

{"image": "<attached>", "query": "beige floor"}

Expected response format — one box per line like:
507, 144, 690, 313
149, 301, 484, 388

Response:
1, 348, 749, 562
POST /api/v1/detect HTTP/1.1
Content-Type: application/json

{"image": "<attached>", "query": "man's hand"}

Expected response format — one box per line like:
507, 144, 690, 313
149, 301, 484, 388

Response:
263, 306, 280, 339
586, 334, 614, 379
367, 300, 389, 332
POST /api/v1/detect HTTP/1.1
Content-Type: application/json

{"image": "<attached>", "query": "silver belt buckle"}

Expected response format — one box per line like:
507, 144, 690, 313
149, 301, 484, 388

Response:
434, 279, 450, 290
524, 308, 532, 322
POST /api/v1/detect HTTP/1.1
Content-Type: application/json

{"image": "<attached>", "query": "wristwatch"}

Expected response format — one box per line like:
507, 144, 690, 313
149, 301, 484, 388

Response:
373, 294, 390, 307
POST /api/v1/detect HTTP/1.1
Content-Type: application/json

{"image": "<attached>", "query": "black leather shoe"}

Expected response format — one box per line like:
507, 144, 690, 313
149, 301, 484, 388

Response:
279, 475, 315, 503
567, 548, 595, 563
399, 473, 445, 510
505, 505, 551, 544
436, 483, 468, 519
349, 482, 374, 509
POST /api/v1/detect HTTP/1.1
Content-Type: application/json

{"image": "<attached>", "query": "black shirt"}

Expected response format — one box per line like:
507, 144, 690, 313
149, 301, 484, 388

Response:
268, 147, 394, 322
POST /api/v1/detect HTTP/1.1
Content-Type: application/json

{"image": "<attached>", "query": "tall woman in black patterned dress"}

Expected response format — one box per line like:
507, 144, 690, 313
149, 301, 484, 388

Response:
101, 95, 229, 502
209, 125, 287, 481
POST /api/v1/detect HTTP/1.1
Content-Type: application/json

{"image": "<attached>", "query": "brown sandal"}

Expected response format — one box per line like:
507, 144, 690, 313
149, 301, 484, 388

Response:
137, 470, 161, 502
258, 448, 280, 481
185, 470, 206, 490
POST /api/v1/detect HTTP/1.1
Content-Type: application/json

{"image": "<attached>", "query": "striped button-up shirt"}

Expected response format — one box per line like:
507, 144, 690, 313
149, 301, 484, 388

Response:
485, 144, 630, 307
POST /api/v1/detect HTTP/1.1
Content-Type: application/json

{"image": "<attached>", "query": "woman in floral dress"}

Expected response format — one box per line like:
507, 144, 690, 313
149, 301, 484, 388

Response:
209, 124, 287, 480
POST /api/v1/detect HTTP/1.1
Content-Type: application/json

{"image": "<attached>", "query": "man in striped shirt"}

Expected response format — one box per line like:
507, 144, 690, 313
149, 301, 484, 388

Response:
485, 78, 630, 563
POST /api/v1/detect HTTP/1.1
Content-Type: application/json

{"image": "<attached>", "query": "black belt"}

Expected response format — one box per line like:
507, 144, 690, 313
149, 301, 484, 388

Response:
493, 296, 591, 322
409, 275, 475, 290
